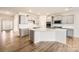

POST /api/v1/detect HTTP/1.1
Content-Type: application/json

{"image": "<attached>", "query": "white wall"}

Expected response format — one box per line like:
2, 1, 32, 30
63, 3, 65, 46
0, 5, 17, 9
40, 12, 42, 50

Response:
74, 13, 79, 37
13, 14, 19, 36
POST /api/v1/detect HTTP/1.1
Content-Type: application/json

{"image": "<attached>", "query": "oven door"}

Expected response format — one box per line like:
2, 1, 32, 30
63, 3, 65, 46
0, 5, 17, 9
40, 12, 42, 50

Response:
46, 22, 51, 28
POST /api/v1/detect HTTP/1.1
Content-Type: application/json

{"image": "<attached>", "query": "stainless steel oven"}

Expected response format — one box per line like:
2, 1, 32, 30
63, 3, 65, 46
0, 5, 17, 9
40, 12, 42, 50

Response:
46, 22, 51, 28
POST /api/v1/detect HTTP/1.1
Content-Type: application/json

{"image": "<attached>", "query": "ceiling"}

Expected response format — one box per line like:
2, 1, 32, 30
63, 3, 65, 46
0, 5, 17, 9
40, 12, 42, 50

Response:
0, 7, 79, 15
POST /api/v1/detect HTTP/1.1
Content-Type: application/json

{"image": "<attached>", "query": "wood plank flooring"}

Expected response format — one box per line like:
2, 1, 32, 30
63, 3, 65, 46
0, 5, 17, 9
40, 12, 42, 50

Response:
0, 30, 79, 52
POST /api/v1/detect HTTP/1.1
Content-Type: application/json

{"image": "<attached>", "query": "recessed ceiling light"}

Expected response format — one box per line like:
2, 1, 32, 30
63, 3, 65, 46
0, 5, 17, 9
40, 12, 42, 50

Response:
65, 8, 70, 11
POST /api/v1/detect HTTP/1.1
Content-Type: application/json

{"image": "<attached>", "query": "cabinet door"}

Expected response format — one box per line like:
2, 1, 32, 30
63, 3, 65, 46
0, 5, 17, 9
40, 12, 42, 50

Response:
55, 30, 66, 44
54, 16, 62, 20
62, 15, 74, 24
19, 15, 28, 24
62, 16, 67, 24
67, 29, 73, 38
46, 16, 52, 22
67, 15, 74, 24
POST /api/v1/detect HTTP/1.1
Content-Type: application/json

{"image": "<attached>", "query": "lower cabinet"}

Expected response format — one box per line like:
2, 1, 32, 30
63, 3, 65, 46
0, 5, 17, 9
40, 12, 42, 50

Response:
19, 29, 29, 37
29, 30, 34, 43
67, 29, 74, 38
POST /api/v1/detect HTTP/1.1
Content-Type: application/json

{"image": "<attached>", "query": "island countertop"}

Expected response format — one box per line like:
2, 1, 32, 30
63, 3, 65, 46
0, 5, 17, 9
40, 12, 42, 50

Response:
30, 28, 67, 32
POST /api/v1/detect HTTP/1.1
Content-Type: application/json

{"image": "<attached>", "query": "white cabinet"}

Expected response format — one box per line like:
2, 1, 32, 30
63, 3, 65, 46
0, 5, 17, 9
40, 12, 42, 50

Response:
67, 29, 74, 38
46, 16, 52, 22
53, 15, 74, 24
19, 15, 28, 24
55, 29, 66, 43
62, 16, 67, 24
67, 15, 74, 24
30, 29, 66, 44
62, 15, 74, 24
19, 29, 29, 37
53, 15, 62, 20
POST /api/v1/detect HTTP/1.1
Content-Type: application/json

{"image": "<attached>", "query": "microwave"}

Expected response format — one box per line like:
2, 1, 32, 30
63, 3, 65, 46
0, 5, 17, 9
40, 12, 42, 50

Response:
54, 20, 62, 24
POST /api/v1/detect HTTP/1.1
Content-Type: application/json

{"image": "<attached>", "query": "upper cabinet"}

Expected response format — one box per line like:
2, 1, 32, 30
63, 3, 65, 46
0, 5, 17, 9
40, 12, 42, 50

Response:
52, 15, 74, 24
62, 15, 74, 24
46, 16, 52, 22
19, 15, 28, 24
53, 15, 62, 20
19, 15, 39, 25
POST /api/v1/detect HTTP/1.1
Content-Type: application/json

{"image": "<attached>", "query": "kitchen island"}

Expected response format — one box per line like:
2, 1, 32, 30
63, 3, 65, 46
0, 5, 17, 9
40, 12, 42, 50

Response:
29, 28, 67, 44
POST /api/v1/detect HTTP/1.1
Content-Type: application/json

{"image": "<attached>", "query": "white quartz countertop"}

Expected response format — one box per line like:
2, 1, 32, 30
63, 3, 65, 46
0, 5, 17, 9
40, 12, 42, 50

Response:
30, 28, 67, 32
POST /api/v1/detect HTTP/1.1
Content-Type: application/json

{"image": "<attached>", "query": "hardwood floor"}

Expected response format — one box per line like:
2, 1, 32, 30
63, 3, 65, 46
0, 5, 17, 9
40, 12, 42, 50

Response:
0, 30, 79, 52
